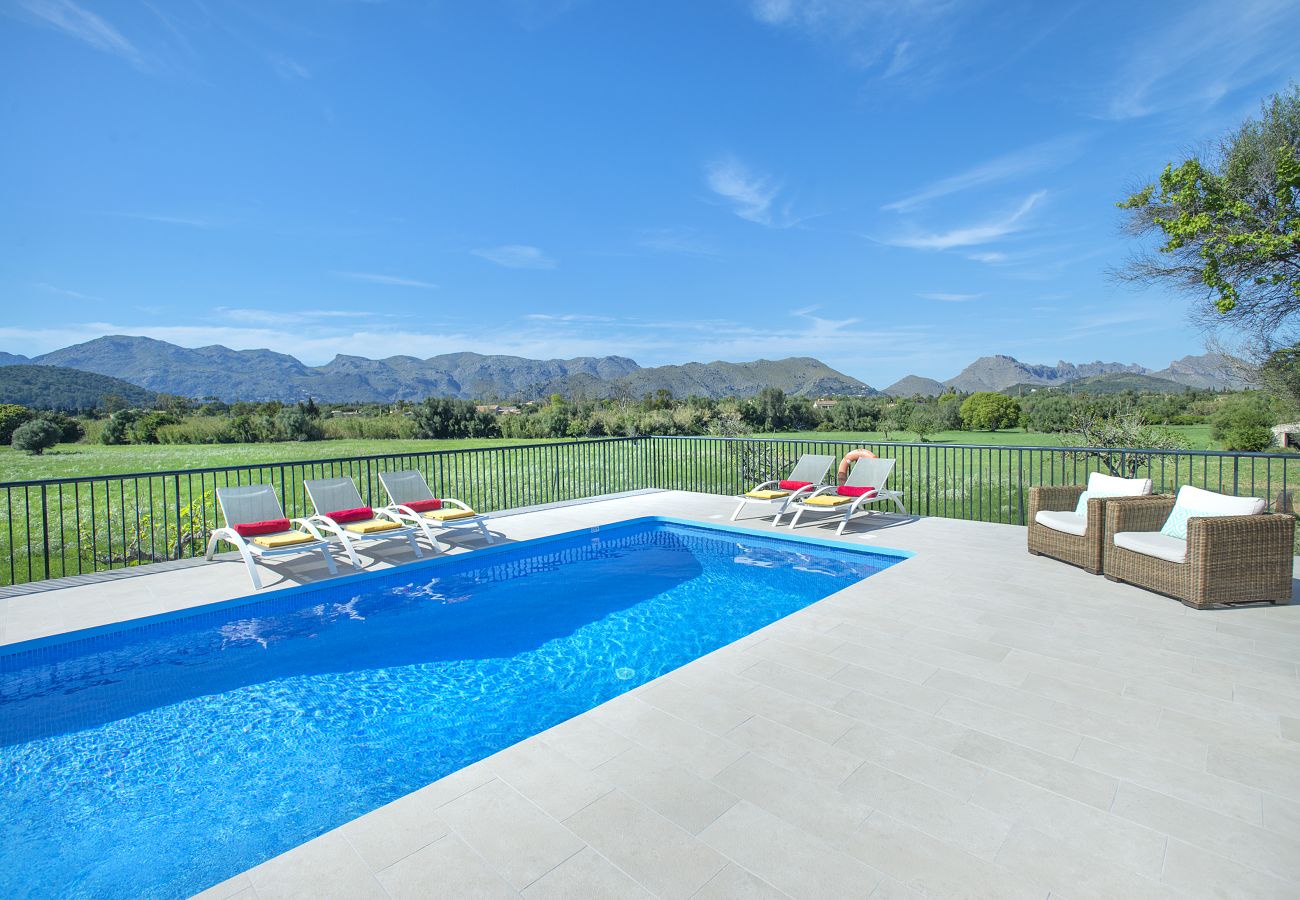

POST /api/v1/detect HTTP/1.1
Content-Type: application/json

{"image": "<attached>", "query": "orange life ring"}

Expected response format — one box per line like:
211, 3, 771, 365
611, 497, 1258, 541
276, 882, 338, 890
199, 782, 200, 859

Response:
837, 449, 876, 484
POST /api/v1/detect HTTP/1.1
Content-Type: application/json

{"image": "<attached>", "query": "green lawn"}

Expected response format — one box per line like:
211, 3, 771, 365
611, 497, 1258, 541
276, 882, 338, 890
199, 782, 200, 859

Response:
0, 437, 556, 483
765, 426, 1221, 451
0, 425, 1224, 484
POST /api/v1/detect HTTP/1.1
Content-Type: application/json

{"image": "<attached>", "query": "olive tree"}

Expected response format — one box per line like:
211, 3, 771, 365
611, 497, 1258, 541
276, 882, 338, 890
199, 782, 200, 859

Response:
1117, 84, 1300, 360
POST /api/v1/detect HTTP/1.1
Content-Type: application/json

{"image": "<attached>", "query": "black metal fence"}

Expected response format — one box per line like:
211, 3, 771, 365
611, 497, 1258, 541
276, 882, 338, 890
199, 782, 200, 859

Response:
1, 435, 1295, 587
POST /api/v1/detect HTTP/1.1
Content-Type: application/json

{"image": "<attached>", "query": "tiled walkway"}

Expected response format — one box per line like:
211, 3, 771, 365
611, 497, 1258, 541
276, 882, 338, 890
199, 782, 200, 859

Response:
9, 491, 1300, 899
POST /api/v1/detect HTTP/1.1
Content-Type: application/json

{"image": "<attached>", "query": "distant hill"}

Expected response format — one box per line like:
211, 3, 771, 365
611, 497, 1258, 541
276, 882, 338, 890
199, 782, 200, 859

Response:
545, 357, 874, 400
19, 336, 872, 402
1150, 353, 1250, 390
945, 355, 1145, 393
0, 352, 29, 366
0, 364, 159, 411
883, 375, 946, 398
1001, 372, 1190, 396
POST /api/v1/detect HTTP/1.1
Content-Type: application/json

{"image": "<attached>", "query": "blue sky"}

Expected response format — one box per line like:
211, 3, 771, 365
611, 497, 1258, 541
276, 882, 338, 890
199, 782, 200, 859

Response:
2, 0, 1298, 388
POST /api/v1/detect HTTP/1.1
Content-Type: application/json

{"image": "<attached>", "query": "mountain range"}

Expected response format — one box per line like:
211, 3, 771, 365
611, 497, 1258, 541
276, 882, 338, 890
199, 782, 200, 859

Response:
0, 336, 1247, 404
881, 353, 1246, 396
0, 336, 870, 402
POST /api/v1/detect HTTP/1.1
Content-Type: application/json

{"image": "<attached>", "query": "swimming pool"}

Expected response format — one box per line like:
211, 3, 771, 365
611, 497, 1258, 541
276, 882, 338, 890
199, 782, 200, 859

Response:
0, 517, 907, 898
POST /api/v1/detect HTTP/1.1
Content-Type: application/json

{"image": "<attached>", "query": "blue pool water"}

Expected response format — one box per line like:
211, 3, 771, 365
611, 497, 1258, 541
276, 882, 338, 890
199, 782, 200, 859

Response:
0, 517, 905, 898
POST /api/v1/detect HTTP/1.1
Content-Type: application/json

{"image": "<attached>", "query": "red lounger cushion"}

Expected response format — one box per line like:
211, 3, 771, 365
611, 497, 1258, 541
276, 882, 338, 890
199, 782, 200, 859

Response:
233, 518, 291, 538
778, 480, 813, 491
326, 506, 374, 524
404, 498, 443, 513
837, 485, 876, 497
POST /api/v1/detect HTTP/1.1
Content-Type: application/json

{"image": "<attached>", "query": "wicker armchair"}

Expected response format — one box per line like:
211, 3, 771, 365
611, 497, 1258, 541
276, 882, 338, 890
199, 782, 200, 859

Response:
1103, 496, 1295, 608
1027, 485, 1107, 574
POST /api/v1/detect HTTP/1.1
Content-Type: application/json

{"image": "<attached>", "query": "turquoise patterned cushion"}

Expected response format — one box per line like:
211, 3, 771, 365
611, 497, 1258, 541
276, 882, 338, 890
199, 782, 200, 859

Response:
1073, 491, 1092, 516
1160, 505, 1210, 540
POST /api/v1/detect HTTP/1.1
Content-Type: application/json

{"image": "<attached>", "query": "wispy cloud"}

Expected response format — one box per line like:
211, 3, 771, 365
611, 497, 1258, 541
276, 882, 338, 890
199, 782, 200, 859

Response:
100, 211, 211, 227
883, 135, 1083, 212
31, 282, 102, 301
705, 156, 779, 225
881, 190, 1047, 250
331, 271, 439, 290
269, 55, 311, 80
637, 227, 720, 258
1101, 0, 1300, 120
966, 251, 1009, 264
917, 292, 981, 303
472, 245, 557, 270
215, 307, 395, 326
15, 0, 146, 68
525, 313, 615, 323
705, 156, 812, 228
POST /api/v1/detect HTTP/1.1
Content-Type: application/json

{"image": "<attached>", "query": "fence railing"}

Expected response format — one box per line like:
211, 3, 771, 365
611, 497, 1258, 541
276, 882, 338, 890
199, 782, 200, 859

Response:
1, 435, 1295, 587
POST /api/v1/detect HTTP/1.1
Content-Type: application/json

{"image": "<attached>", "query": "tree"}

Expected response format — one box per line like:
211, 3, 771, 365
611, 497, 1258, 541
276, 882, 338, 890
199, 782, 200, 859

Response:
1069, 408, 1186, 477
907, 404, 943, 442
11, 418, 62, 455
0, 404, 34, 444
1211, 394, 1276, 451
960, 393, 1021, 431
275, 403, 325, 441
1117, 85, 1300, 351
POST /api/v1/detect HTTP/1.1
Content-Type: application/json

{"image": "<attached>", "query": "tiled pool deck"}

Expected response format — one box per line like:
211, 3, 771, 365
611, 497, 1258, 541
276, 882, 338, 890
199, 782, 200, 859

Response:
6, 490, 1300, 899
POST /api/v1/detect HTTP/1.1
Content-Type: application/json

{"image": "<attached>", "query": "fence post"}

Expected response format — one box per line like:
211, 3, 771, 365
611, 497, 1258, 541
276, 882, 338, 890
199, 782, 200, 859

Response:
40, 483, 50, 581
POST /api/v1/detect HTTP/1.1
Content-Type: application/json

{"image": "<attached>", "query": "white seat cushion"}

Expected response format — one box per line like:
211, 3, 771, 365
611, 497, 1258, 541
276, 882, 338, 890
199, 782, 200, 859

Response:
1088, 472, 1153, 496
1035, 510, 1088, 536
1113, 531, 1187, 564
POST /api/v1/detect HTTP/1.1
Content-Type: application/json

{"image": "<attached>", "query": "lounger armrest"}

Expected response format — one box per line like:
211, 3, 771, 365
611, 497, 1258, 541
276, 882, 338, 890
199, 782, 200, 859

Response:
1104, 496, 1176, 535
441, 497, 475, 512
1028, 485, 1085, 519
290, 517, 327, 540
1187, 513, 1295, 561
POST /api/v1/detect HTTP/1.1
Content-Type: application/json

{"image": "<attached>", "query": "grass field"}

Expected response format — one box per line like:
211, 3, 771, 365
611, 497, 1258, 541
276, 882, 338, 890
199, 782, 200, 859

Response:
0, 429, 1290, 587
0, 426, 1223, 484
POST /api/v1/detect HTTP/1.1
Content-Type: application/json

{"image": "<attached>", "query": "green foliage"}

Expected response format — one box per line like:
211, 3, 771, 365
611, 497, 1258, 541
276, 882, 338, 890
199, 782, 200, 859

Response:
0, 365, 158, 412
1211, 394, 1277, 450
11, 419, 62, 455
907, 404, 943, 441
1118, 84, 1300, 338
275, 403, 325, 442
960, 393, 1022, 431
1070, 408, 1188, 477
0, 404, 35, 444
413, 398, 500, 439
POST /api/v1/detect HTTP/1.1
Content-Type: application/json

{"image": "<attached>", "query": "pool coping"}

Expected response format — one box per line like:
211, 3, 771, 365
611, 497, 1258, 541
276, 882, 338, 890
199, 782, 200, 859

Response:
0, 515, 912, 656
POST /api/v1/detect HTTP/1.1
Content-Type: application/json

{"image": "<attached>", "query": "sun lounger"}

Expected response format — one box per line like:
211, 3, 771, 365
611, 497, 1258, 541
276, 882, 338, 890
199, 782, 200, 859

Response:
204, 484, 338, 589
378, 469, 493, 548
788, 457, 907, 534
730, 454, 835, 526
303, 477, 423, 567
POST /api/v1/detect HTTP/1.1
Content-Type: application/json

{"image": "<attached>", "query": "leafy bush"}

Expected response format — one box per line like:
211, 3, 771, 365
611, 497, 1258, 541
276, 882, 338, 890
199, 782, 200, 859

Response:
907, 405, 943, 441
11, 418, 63, 455
275, 404, 325, 442
413, 398, 499, 439
0, 403, 35, 444
960, 393, 1022, 431
1211, 395, 1276, 450
40, 412, 86, 443
100, 409, 139, 445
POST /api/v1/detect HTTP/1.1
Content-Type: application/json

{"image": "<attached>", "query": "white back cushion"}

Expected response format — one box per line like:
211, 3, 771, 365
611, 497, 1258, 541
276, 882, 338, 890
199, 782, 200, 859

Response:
1087, 472, 1152, 497
1173, 485, 1265, 516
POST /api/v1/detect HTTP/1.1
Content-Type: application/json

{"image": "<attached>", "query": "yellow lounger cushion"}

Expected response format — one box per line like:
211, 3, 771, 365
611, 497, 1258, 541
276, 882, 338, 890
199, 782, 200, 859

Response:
745, 489, 790, 500
345, 519, 403, 535
802, 494, 855, 508
424, 508, 478, 522
251, 531, 317, 549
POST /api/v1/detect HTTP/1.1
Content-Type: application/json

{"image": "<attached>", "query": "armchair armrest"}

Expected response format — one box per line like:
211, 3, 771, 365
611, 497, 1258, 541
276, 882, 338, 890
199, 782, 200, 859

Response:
1105, 495, 1176, 535
1028, 485, 1086, 520
1187, 513, 1296, 560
